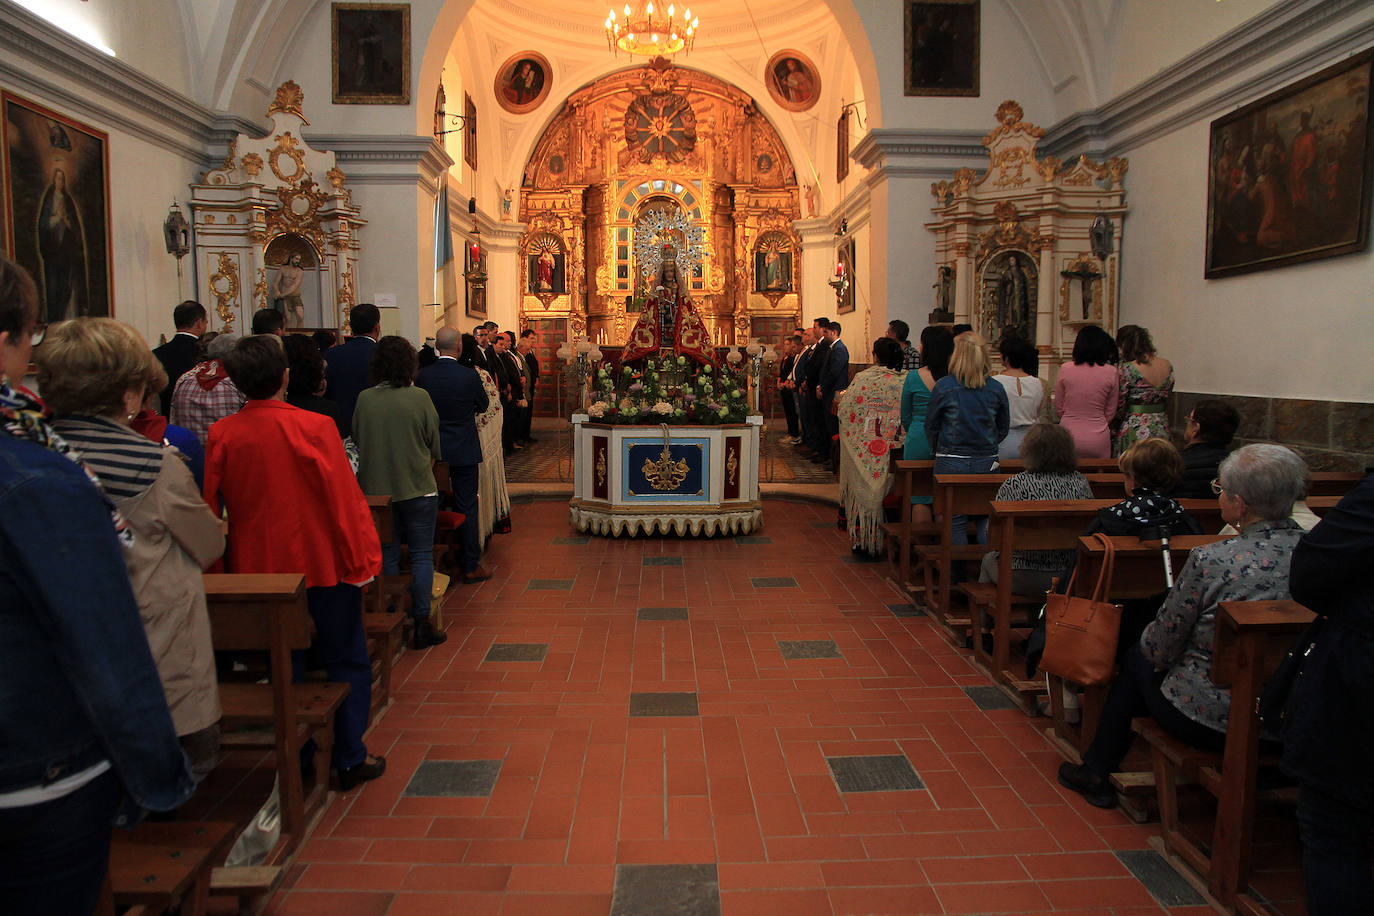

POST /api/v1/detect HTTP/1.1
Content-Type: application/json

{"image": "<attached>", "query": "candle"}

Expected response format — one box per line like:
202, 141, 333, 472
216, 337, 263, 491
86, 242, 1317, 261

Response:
836, 261, 844, 277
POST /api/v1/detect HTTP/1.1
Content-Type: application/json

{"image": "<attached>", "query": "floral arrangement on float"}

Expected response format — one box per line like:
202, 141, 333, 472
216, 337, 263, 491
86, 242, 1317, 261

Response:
585, 355, 751, 425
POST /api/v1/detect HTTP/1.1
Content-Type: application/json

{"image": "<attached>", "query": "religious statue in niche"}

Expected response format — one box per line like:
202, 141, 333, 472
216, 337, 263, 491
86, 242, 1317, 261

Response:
273, 254, 306, 328
980, 249, 1037, 344
620, 244, 715, 366
753, 233, 793, 293
265, 235, 319, 328
527, 233, 565, 296
930, 264, 954, 323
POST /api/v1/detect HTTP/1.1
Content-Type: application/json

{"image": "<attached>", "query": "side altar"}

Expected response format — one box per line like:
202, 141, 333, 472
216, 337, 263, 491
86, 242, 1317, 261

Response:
570, 416, 762, 537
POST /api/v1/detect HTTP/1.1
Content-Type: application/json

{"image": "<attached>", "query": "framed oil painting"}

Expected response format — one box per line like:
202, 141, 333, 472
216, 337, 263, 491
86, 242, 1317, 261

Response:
2, 92, 113, 321
836, 107, 850, 183
463, 93, 477, 171
765, 51, 820, 113
754, 233, 793, 293
495, 52, 552, 115
904, 0, 980, 97
465, 238, 486, 319
528, 236, 566, 296
1205, 49, 1373, 278
332, 3, 411, 105
837, 237, 856, 314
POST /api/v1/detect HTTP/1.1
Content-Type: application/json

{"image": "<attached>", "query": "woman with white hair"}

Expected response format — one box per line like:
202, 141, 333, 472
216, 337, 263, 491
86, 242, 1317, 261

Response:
1059, 443, 1308, 808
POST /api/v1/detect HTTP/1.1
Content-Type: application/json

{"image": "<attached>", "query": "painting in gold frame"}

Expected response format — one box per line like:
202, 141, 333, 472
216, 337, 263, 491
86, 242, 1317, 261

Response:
332, 3, 411, 105
2, 92, 114, 321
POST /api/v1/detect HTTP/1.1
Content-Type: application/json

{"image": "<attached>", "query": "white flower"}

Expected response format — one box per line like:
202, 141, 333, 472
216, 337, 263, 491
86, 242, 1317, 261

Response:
652, 401, 674, 415
587, 401, 607, 418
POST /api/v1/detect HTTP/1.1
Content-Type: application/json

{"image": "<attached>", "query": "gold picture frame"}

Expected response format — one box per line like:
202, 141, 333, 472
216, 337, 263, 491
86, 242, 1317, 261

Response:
332, 3, 411, 105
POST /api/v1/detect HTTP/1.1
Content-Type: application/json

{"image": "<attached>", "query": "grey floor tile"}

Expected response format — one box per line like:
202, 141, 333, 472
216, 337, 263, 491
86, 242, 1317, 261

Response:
402, 759, 502, 797
638, 606, 689, 621
527, 578, 574, 590
644, 556, 684, 566
552, 536, 590, 545
734, 536, 772, 545
826, 754, 925, 792
750, 576, 798, 588
629, 692, 699, 717
778, 639, 843, 660
963, 685, 1019, 711
1116, 850, 1206, 907
484, 643, 548, 662
612, 863, 720, 916
888, 603, 924, 617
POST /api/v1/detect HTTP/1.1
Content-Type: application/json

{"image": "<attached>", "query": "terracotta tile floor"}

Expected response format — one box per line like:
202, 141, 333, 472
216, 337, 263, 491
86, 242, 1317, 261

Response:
267, 497, 1305, 915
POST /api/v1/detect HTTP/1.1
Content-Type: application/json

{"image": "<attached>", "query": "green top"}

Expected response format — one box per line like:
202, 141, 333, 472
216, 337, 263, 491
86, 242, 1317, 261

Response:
352, 384, 441, 502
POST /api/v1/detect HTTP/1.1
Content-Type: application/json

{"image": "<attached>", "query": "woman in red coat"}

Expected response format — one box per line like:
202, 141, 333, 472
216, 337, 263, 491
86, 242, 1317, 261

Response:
204, 336, 385, 790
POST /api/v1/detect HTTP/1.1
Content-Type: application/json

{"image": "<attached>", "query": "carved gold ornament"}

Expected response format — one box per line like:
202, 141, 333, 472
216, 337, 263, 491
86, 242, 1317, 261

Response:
268, 80, 309, 124
326, 166, 347, 189
254, 268, 269, 311
642, 424, 690, 491
338, 264, 356, 331
208, 253, 240, 332
726, 448, 738, 487
595, 448, 607, 488
269, 133, 307, 183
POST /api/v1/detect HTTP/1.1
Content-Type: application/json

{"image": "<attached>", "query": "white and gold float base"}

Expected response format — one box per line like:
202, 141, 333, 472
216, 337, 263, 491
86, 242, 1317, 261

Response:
570, 415, 763, 537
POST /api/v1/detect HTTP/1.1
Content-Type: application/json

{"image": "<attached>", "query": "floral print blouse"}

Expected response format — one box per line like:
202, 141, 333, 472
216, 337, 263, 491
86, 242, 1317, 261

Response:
1139, 518, 1303, 733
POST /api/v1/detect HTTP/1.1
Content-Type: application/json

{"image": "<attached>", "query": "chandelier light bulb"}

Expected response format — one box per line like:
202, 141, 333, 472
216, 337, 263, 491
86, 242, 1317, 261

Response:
668, 4, 674, 15
652, 33, 658, 42
624, 4, 631, 14
684, 7, 691, 19
646, 1, 653, 13
692, 16, 699, 26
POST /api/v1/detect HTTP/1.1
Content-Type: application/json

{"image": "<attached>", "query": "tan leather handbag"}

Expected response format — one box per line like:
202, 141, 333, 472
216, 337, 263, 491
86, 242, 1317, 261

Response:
1040, 533, 1122, 687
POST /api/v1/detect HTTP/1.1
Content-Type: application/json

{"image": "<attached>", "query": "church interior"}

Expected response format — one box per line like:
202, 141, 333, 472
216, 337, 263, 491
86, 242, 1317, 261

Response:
3, 0, 1373, 913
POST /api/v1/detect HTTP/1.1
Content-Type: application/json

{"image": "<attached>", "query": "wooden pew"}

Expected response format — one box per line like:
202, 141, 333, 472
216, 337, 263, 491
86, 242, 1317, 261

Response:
1132, 599, 1314, 914
1306, 470, 1364, 498
1046, 534, 1230, 760
969, 499, 1228, 708
203, 573, 346, 865
915, 472, 1127, 637
103, 821, 236, 916
362, 493, 409, 714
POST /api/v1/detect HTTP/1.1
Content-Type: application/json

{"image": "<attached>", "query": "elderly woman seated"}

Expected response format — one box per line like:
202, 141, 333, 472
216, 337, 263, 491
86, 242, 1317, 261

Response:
1058, 443, 1309, 808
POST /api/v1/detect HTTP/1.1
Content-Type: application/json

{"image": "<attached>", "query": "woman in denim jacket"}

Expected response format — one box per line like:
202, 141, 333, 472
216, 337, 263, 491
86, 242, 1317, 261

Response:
0, 256, 193, 914
924, 332, 1009, 544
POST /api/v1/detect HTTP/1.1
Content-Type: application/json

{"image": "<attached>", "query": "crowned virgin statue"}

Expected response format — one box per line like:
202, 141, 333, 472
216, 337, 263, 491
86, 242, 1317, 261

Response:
620, 244, 715, 366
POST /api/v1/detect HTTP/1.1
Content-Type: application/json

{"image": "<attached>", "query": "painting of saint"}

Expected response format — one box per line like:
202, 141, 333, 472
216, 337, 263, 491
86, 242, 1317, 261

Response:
332, 4, 411, 105
753, 239, 793, 293
765, 51, 820, 112
1206, 49, 1373, 277
904, 0, 980, 98
495, 53, 552, 114
3, 93, 112, 320
528, 244, 565, 295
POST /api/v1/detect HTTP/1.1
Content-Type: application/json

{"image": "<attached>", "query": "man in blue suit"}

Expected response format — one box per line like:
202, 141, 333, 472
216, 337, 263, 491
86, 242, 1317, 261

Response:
815, 319, 850, 469
325, 303, 381, 432
416, 326, 491, 583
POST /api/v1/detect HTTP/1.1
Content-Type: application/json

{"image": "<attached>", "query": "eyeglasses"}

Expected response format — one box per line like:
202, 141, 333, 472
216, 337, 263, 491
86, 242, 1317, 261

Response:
1210, 478, 1224, 495
29, 323, 47, 347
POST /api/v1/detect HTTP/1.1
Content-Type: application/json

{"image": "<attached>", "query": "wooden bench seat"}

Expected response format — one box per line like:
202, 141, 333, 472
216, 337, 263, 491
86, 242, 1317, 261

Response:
364, 611, 406, 715
102, 820, 237, 916
1131, 598, 1313, 913
203, 573, 341, 865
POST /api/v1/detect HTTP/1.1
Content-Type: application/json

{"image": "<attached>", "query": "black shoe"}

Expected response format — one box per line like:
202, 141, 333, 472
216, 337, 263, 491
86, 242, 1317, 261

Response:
1057, 761, 1116, 808
337, 755, 386, 791
413, 618, 448, 650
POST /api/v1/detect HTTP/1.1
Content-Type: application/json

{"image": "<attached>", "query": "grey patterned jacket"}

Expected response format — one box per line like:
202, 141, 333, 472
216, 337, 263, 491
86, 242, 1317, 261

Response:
1140, 518, 1304, 733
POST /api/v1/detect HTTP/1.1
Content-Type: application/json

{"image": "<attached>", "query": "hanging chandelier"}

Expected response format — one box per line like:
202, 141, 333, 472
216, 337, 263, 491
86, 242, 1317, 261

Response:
605, 2, 699, 57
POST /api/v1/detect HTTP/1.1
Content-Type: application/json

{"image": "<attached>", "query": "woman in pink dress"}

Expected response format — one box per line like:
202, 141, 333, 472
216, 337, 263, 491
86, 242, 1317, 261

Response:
1054, 325, 1119, 459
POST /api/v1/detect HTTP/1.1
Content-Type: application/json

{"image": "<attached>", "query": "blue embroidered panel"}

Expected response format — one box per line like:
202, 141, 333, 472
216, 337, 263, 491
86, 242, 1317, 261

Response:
622, 435, 710, 502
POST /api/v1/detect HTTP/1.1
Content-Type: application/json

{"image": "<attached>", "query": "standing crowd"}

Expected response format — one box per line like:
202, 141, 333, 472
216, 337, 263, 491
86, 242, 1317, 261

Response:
0, 250, 540, 911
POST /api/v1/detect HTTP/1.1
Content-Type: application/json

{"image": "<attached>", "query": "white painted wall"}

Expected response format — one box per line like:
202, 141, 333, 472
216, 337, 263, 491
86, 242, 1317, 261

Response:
1107, 0, 1284, 97
1120, 120, 1374, 404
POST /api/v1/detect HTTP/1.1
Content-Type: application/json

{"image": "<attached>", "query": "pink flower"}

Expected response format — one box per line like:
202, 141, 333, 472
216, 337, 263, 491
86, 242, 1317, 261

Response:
867, 439, 889, 457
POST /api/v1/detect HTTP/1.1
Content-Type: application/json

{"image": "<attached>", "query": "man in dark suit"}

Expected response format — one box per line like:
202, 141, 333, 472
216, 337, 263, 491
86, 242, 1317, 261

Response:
799, 318, 833, 457
517, 329, 540, 444
152, 300, 206, 415
816, 320, 850, 466
493, 331, 525, 456
416, 327, 491, 583
776, 334, 801, 442
325, 303, 381, 432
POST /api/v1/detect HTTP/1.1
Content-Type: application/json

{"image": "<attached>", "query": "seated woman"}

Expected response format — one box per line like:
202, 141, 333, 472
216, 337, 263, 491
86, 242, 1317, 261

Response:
205, 336, 385, 790
978, 422, 1093, 597
0, 256, 193, 912
41, 318, 226, 776
1173, 399, 1239, 498
837, 337, 906, 558
1058, 443, 1308, 808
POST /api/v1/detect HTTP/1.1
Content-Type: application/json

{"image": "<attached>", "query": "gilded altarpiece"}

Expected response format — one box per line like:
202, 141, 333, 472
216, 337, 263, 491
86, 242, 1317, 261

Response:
519, 57, 801, 346
927, 101, 1127, 377
189, 81, 365, 333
